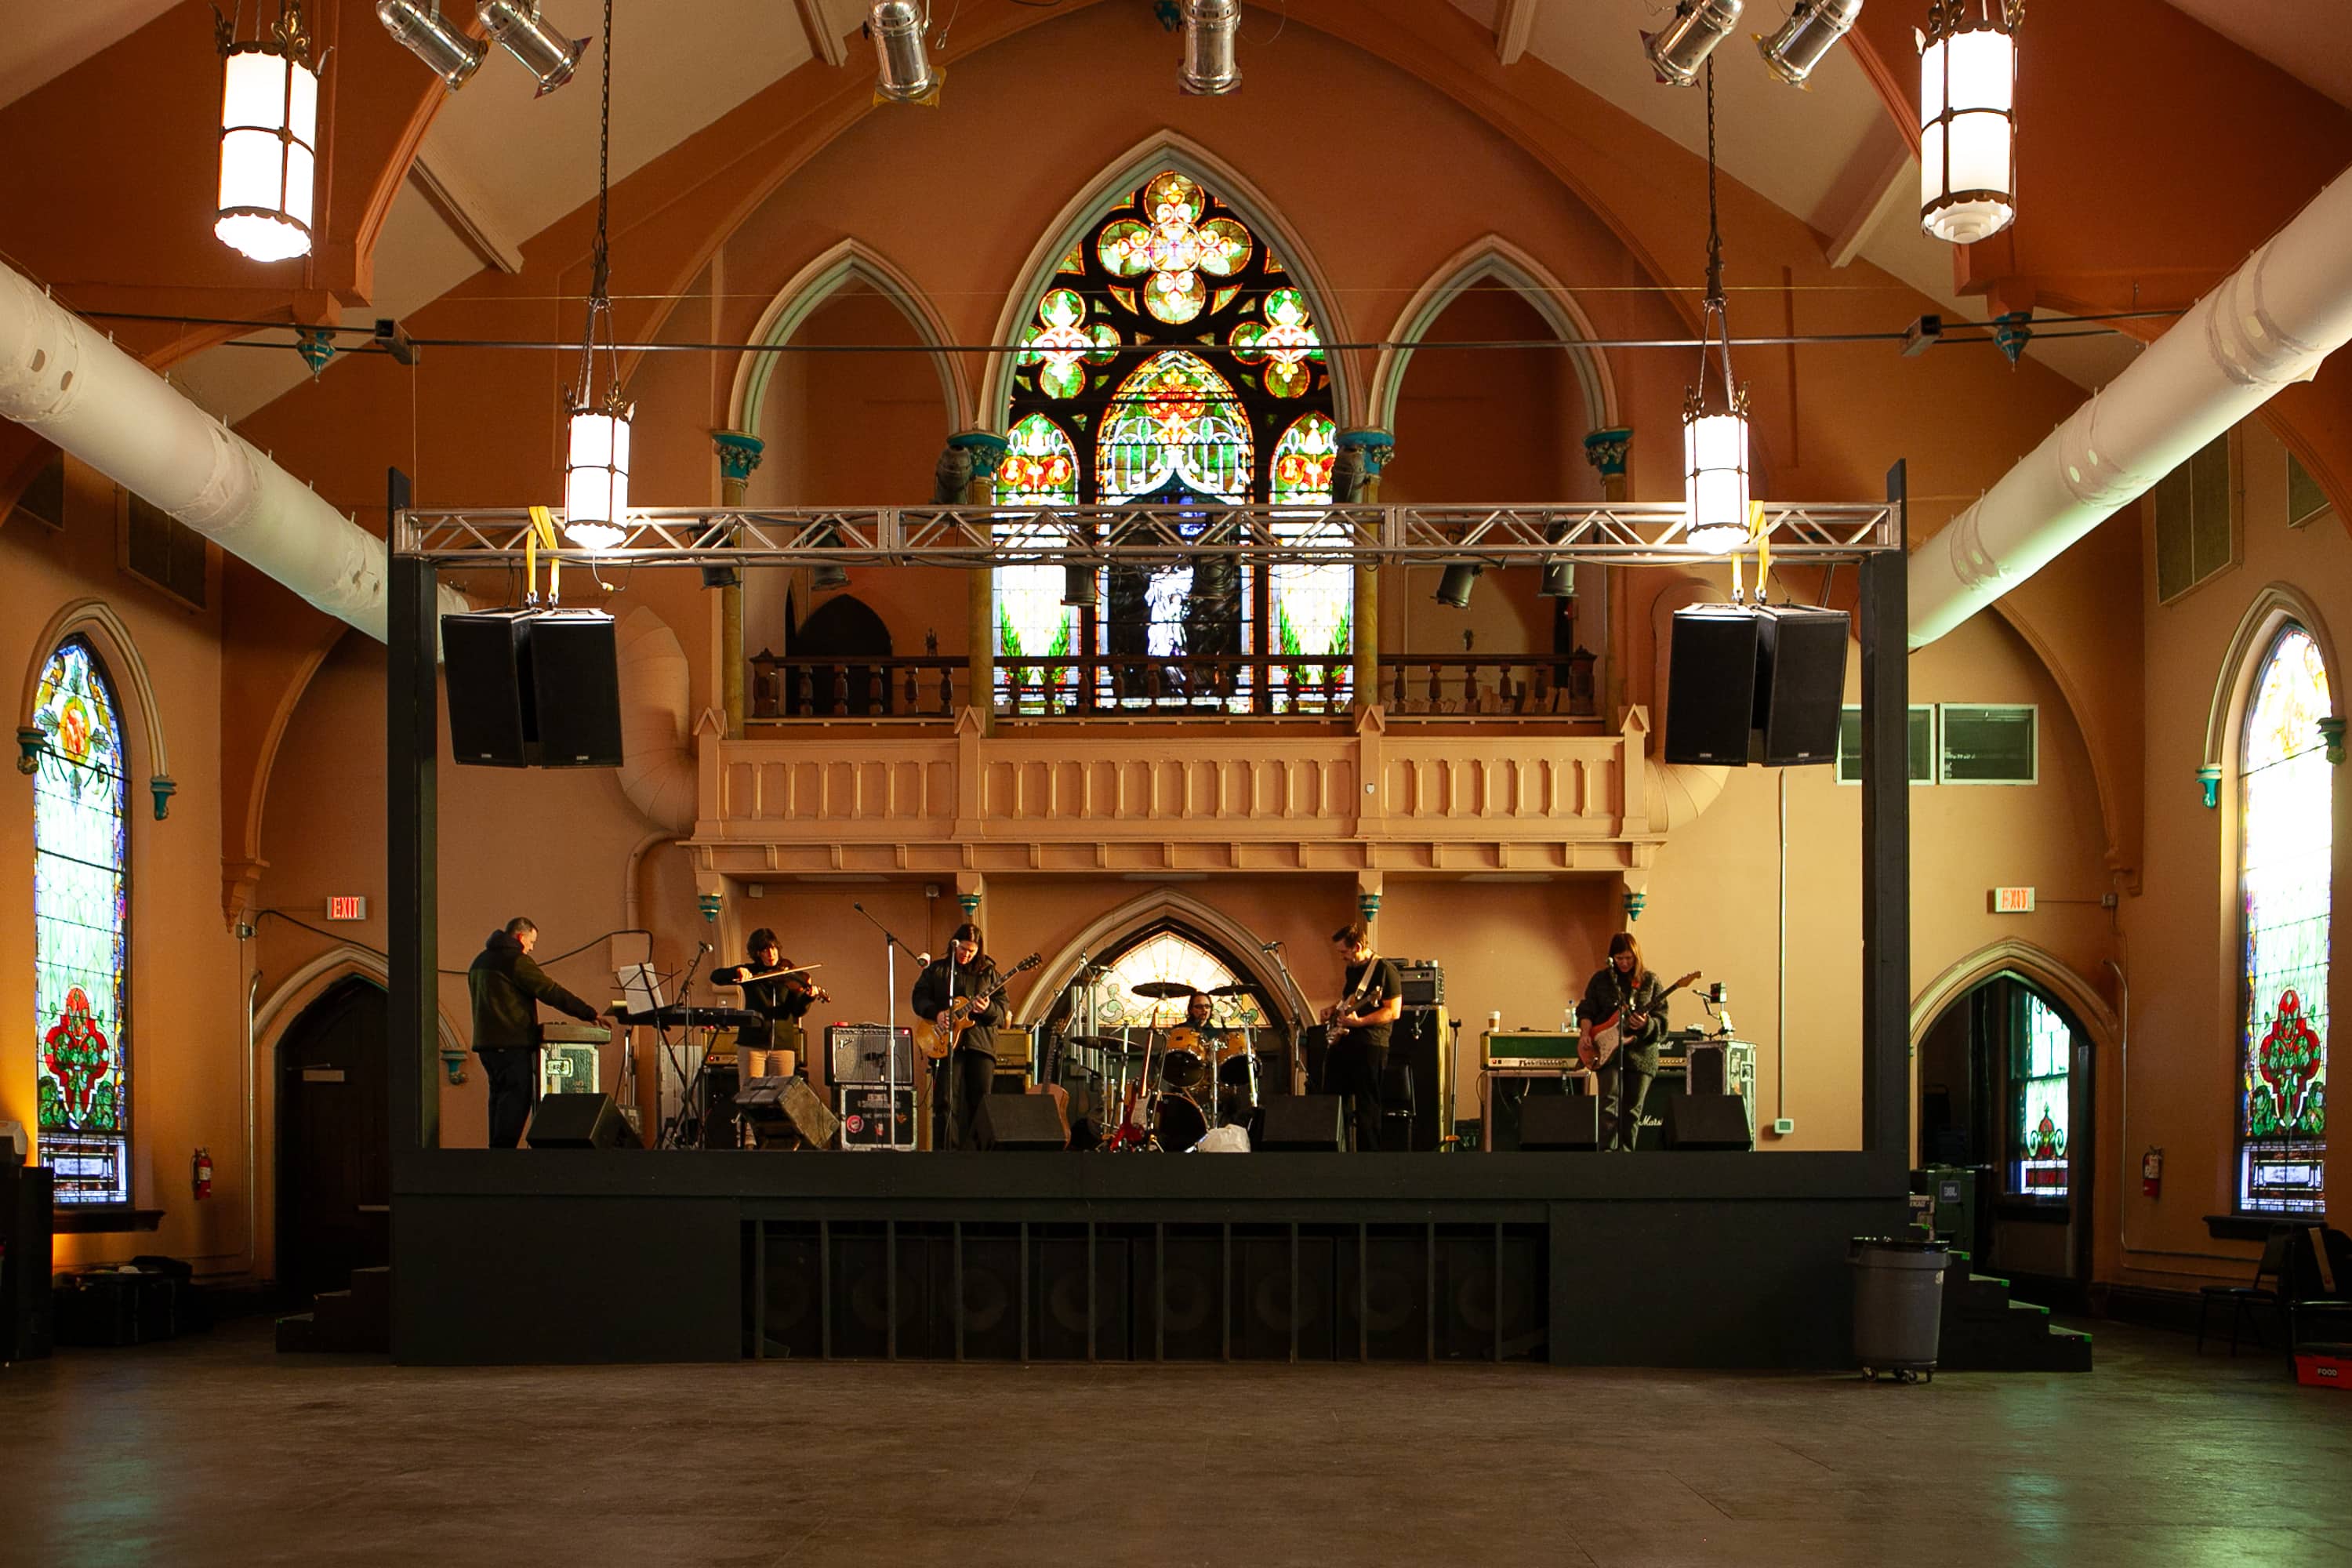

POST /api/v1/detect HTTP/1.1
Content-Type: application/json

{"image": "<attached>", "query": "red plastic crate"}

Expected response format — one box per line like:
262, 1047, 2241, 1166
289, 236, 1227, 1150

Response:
2294, 1347, 2351, 1388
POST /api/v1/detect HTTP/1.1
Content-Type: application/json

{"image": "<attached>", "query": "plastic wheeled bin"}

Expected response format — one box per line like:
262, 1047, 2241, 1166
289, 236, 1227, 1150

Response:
1849, 1236, 1949, 1383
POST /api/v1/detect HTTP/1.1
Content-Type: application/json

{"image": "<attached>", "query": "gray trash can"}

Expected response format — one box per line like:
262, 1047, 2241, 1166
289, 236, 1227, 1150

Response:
1849, 1236, 1948, 1382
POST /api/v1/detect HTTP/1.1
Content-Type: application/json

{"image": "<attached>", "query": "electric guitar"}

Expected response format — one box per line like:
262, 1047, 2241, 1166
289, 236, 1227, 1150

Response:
918, 953, 1041, 1059
1580, 970, 1702, 1071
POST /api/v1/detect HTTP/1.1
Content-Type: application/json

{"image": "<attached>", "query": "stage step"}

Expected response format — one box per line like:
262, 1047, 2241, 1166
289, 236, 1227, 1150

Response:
1935, 1253, 2092, 1372
276, 1267, 390, 1356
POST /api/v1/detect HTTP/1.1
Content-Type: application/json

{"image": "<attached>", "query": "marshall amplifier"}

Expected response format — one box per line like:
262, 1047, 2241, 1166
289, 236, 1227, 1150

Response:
826, 1024, 914, 1087
1395, 960, 1445, 1009
837, 1085, 916, 1151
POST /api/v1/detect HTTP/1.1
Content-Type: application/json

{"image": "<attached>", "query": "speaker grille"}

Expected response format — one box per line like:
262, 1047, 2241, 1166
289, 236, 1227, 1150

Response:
1664, 605, 1760, 766
1755, 606, 1850, 766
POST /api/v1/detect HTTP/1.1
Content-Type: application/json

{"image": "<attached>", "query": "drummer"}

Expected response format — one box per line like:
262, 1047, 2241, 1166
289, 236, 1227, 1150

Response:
1183, 990, 1215, 1031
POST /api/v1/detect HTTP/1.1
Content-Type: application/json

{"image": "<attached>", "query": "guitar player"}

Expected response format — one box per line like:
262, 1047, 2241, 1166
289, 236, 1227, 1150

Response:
1576, 932, 1672, 1152
911, 923, 1005, 1150
1323, 920, 1403, 1152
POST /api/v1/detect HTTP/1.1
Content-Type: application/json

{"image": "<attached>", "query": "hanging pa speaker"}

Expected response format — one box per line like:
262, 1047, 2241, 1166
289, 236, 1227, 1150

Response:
1664, 604, 1760, 766
526, 609, 623, 768
440, 608, 622, 769
441, 608, 536, 767
1754, 605, 1850, 767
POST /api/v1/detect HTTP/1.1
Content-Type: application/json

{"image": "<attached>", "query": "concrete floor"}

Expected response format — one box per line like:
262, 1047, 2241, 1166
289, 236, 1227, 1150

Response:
2, 1318, 2348, 1566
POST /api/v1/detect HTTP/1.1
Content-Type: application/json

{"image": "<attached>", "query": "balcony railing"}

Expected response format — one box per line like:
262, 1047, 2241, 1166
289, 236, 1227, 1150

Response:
748, 652, 1600, 721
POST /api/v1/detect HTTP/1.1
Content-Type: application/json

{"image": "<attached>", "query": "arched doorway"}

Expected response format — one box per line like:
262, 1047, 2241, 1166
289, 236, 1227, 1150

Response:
1915, 972, 2093, 1298
785, 594, 895, 716
276, 978, 390, 1303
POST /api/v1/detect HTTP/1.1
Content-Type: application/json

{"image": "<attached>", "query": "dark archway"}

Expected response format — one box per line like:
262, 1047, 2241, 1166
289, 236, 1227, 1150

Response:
786, 594, 895, 716
276, 977, 390, 1304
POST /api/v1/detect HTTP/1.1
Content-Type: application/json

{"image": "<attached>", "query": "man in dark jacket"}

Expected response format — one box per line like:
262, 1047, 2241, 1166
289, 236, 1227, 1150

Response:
1577, 931, 1671, 1152
468, 917, 603, 1148
910, 922, 1003, 1150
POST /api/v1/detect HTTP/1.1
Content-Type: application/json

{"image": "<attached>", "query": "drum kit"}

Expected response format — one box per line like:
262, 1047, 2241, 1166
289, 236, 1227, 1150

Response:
1058, 980, 1269, 1152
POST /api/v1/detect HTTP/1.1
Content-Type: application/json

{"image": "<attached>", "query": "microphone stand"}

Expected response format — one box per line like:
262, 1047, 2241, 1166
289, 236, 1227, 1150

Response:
661, 941, 716, 1150
852, 902, 926, 1151
1258, 940, 1311, 1094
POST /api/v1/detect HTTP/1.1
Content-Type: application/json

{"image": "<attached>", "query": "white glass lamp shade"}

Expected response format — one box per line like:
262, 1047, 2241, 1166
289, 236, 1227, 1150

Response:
563, 407, 631, 552
1683, 408, 1752, 553
1919, 22, 2017, 244
216, 45, 319, 263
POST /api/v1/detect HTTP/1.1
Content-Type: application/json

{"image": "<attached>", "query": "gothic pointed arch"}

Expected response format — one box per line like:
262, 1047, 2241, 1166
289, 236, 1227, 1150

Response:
2205, 582, 2343, 775
728, 238, 971, 437
1370, 234, 1620, 434
1017, 888, 1311, 1030
18, 598, 169, 809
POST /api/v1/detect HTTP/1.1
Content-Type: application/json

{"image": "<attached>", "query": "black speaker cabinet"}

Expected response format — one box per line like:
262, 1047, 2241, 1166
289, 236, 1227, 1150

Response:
1519, 1094, 1601, 1151
1259, 1095, 1345, 1152
1, 1163, 55, 1361
526, 1092, 630, 1149
1392, 1008, 1443, 1152
441, 608, 622, 769
1754, 605, 1850, 766
978, 1093, 1069, 1150
1665, 1093, 1755, 1151
1664, 604, 1761, 765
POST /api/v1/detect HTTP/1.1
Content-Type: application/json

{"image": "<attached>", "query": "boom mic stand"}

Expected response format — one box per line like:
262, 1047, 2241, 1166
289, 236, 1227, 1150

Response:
1257, 938, 1312, 1094
659, 940, 715, 1150
851, 902, 927, 1151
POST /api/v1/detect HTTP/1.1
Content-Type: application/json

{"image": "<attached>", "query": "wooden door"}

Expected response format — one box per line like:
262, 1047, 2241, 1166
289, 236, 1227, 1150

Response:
276, 978, 390, 1303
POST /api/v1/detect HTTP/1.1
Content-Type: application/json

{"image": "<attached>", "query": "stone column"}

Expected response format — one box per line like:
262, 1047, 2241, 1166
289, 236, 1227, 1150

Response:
713, 430, 764, 735
1582, 427, 1633, 721
1336, 429, 1394, 713
949, 430, 1009, 733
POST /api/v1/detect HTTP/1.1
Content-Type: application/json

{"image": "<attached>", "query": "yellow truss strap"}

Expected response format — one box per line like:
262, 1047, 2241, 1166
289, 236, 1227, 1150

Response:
1752, 500, 1769, 602
526, 506, 560, 604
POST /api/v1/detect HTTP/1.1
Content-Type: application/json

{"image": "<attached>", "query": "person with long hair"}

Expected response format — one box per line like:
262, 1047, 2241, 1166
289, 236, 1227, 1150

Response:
1576, 931, 1671, 1152
710, 927, 827, 1080
911, 921, 1004, 1149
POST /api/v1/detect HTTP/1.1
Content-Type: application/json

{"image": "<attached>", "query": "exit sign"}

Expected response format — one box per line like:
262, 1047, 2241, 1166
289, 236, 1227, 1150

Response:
326, 895, 369, 921
1992, 887, 2036, 913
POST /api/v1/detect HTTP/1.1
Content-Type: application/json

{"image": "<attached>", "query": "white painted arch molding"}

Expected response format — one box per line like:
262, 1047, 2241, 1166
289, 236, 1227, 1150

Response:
1015, 886, 1314, 1029
728, 237, 974, 441
2203, 581, 2343, 775
16, 597, 172, 813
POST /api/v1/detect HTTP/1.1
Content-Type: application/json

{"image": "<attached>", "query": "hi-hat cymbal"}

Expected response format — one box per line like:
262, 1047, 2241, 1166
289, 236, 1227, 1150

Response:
1207, 982, 1255, 997
1131, 981, 1196, 999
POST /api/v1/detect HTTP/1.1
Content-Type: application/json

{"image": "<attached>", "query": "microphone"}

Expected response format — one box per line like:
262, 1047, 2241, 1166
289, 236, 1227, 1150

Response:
851, 902, 865, 913
1261, 939, 1285, 953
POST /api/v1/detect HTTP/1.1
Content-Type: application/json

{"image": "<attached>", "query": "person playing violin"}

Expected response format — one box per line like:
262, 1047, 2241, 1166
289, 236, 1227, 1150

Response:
711, 927, 828, 1080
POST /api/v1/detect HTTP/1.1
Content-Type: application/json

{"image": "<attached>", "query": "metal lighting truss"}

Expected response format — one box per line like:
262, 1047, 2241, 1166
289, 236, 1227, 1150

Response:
396, 500, 1900, 568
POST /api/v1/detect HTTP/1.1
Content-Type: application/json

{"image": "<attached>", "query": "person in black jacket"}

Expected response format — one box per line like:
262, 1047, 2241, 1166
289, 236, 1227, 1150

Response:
710, 927, 826, 1080
467, 917, 604, 1148
1576, 931, 1671, 1152
1322, 920, 1403, 1152
910, 923, 1003, 1150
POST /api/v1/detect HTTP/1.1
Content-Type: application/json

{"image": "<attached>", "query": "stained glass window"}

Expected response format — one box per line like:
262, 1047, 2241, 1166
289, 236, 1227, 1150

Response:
31, 638, 132, 1207
1089, 929, 1267, 1030
1267, 412, 1348, 706
2238, 624, 2330, 1214
2013, 991, 2070, 1199
999, 167, 1340, 713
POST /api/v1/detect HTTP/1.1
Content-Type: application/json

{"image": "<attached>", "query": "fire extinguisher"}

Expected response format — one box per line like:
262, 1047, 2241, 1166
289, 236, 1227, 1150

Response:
2141, 1145, 2162, 1199
193, 1146, 214, 1201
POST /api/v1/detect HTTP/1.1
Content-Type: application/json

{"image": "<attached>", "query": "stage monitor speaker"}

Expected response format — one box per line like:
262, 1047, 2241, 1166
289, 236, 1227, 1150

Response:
441, 609, 535, 767
1754, 605, 1849, 766
1665, 1094, 1754, 1151
526, 1092, 630, 1149
1664, 604, 1760, 765
1259, 1095, 1345, 1152
978, 1092, 1069, 1151
524, 609, 623, 768
736, 1076, 841, 1149
1519, 1093, 1600, 1151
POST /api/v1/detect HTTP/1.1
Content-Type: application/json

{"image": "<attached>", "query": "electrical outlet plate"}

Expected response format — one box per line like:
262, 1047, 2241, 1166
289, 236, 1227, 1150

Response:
1771, 1117, 1795, 1135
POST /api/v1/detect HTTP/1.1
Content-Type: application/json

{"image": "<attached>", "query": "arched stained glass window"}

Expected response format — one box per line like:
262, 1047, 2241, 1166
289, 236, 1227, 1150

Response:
1268, 412, 1348, 702
2013, 990, 2070, 1199
999, 167, 1341, 713
994, 413, 1083, 704
1090, 929, 1267, 1030
31, 638, 132, 1207
2238, 623, 2331, 1214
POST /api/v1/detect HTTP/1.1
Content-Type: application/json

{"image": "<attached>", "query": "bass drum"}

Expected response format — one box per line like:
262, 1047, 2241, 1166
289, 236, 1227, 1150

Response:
1152, 1092, 1208, 1153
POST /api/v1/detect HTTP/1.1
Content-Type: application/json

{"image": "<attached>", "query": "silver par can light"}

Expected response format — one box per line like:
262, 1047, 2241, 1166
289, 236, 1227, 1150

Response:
1180, 0, 1242, 96
377, 0, 486, 89
1757, 0, 1863, 86
870, 0, 938, 102
1644, 0, 1744, 86
477, 0, 589, 96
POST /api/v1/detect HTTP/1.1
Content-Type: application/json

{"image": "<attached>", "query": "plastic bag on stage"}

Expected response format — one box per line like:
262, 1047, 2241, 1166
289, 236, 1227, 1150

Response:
1191, 1126, 1250, 1154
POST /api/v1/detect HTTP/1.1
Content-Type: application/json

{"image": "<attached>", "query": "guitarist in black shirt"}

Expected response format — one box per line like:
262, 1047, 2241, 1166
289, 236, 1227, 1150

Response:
1323, 920, 1403, 1152
910, 923, 1004, 1150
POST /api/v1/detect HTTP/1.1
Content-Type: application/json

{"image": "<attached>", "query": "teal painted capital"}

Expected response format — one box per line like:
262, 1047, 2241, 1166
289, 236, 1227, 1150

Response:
440, 1042, 470, 1086
15, 727, 45, 775
958, 891, 982, 918
713, 430, 765, 483
2320, 715, 2346, 765
949, 429, 1010, 481
1582, 426, 1634, 478
1338, 428, 1395, 475
2197, 764, 2223, 809
150, 775, 176, 822
1624, 890, 1647, 922
699, 892, 723, 923
1356, 889, 1382, 923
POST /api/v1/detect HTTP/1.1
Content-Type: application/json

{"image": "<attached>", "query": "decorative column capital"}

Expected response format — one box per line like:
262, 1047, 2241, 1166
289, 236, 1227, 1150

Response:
949, 428, 1009, 481
712, 430, 765, 485
1582, 426, 1634, 480
1356, 889, 1383, 924
1624, 889, 1648, 922
2320, 715, 2346, 765
150, 775, 176, 821
2198, 763, 2223, 809
1337, 427, 1395, 476
16, 727, 45, 775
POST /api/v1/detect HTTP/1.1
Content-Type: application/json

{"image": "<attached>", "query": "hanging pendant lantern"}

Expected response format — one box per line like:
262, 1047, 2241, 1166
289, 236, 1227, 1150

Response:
561, 0, 631, 554
1682, 61, 1754, 557
214, 2, 321, 263
1918, 0, 2023, 245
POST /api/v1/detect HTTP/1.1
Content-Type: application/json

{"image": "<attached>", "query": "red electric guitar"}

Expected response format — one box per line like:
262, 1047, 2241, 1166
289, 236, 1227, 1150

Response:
1579, 970, 1702, 1070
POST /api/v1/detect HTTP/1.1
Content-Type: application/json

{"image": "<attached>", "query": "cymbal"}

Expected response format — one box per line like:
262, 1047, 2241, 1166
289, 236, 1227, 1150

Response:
1131, 981, 1196, 999
1207, 982, 1255, 997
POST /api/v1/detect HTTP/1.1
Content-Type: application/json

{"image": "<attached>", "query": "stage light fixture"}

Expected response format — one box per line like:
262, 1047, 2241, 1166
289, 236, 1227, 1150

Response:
477, 0, 588, 96
1179, 0, 1241, 95
1435, 563, 1483, 610
1681, 62, 1755, 557
1918, 0, 2022, 244
377, 0, 486, 88
213, 1, 321, 263
1756, 0, 1862, 86
1540, 559, 1577, 600
811, 559, 851, 593
1644, 0, 1743, 87
869, 1, 938, 103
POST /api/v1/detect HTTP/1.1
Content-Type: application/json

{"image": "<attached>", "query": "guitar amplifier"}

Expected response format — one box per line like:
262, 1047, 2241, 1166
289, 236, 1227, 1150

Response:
837, 1085, 916, 1150
988, 1024, 1033, 1069
1483, 1029, 1581, 1069
1395, 960, 1444, 1008
827, 1024, 914, 1087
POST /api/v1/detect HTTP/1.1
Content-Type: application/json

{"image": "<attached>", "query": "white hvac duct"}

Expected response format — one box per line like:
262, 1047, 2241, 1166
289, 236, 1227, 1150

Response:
1910, 163, 2352, 648
1645, 575, 1730, 831
0, 258, 466, 640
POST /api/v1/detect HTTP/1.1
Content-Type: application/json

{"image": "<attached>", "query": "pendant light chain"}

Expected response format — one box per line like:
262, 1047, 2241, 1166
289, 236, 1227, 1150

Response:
577, 0, 616, 411
1700, 59, 1733, 410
